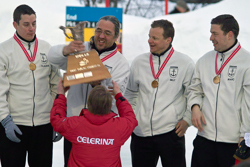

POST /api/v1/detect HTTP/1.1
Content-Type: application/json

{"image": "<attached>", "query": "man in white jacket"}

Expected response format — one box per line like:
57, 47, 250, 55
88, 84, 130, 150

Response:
47, 15, 130, 167
0, 4, 59, 167
188, 14, 250, 167
125, 19, 194, 167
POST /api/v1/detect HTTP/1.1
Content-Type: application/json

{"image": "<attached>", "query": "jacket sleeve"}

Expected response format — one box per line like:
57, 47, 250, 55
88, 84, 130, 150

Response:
105, 53, 130, 113
50, 94, 68, 132
51, 94, 82, 139
0, 49, 10, 121
183, 61, 195, 126
47, 42, 90, 71
115, 93, 138, 144
240, 68, 250, 137
124, 60, 139, 111
47, 43, 61, 100
49, 64, 60, 100
47, 44, 68, 70
187, 59, 204, 112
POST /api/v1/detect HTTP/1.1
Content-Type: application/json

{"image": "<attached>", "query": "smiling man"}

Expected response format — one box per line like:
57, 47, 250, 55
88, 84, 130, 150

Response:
125, 19, 194, 167
0, 4, 59, 167
187, 14, 250, 167
47, 15, 129, 167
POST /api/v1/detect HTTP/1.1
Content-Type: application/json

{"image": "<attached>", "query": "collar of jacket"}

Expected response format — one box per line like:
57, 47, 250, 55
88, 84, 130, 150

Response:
219, 39, 238, 54
80, 109, 117, 125
91, 41, 117, 55
152, 44, 172, 57
16, 31, 36, 43
218, 40, 240, 58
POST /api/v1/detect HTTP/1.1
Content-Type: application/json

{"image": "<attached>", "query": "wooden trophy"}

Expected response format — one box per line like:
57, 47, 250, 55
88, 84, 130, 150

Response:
59, 22, 111, 87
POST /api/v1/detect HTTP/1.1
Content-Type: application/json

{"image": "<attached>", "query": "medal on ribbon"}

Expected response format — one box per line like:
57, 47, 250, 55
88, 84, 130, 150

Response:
150, 48, 174, 88
14, 34, 38, 71
214, 44, 241, 84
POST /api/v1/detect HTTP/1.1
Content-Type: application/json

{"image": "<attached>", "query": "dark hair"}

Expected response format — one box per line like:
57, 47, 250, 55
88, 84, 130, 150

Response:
13, 4, 36, 24
151, 19, 175, 42
211, 14, 239, 39
98, 15, 120, 38
87, 85, 112, 115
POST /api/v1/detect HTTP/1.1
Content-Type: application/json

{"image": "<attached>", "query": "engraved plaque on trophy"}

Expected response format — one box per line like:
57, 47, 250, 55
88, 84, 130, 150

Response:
60, 22, 111, 87
63, 50, 111, 87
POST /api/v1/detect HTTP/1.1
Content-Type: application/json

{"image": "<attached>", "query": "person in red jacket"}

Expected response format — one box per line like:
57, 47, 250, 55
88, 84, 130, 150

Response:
51, 79, 138, 167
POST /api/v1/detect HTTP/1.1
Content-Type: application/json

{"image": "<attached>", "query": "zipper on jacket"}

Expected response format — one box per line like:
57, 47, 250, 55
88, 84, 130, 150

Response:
32, 71, 35, 126
150, 56, 160, 136
28, 43, 33, 58
215, 53, 225, 141
27, 41, 35, 125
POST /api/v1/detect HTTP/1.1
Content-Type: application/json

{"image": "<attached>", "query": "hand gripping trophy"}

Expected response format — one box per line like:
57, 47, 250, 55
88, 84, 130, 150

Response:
59, 22, 111, 87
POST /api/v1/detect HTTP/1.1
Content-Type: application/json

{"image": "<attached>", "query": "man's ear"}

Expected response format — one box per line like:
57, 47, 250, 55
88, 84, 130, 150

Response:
166, 37, 172, 45
13, 21, 18, 30
227, 31, 234, 40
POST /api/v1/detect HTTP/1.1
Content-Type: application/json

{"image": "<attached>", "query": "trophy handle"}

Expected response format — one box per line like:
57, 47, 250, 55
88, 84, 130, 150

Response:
59, 26, 73, 40
59, 21, 88, 42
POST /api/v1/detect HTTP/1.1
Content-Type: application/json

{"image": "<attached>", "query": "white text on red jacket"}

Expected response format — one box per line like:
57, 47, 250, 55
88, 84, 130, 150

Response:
77, 136, 114, 145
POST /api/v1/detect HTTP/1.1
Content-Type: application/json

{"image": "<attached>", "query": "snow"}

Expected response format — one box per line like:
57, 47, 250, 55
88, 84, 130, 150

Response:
0, 0, 250, 166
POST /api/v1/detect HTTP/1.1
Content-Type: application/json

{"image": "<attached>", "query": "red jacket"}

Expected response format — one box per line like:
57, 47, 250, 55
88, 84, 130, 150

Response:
51, 93, 138, 167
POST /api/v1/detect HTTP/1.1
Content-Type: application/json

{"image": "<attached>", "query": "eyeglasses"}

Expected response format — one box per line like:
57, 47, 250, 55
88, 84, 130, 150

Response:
95, 29, 113, 37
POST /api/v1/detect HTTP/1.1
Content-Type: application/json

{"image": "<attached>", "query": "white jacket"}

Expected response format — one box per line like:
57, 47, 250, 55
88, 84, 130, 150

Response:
0, 34, 59, 126
47, 42, 130, 116
125, 47, 194, 137
187, 42, 250, 143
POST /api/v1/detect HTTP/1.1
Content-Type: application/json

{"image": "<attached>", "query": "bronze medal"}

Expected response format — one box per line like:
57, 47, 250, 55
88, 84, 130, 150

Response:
152, 80, 158, 88
29, 62, 36, 71
213, 76, 220, 84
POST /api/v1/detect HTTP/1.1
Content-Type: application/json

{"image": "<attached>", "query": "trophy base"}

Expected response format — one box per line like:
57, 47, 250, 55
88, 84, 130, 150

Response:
63, 69, 111, 87
63, 49, 111, 87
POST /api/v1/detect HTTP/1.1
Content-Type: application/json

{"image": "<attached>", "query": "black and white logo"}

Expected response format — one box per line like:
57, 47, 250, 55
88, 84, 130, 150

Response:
169, 66, 178, 78
41, 53, 48, 63
40, 53, 49, 67
228, 66, 237, 78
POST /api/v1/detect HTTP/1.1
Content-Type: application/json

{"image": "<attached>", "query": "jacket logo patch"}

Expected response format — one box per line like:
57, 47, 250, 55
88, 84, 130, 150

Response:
41, 53, 49, 67
228, 66, 237, 78
228, 66, 237, 81
169, 66, 178, 81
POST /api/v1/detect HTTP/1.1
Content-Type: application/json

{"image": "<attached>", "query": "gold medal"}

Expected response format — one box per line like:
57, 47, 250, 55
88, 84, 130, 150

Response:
152, 80, 158, 88
29, 62, 36, 71
213, 75, 220, 84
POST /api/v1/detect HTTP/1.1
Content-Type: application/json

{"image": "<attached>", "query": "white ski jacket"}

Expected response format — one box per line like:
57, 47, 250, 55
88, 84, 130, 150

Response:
47, 42, 129, 116
125, 47, 195, 137
187, 42, 250, 143
0, 34, 59, 126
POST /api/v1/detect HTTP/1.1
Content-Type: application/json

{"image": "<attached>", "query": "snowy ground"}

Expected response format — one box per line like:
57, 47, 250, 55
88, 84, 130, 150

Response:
1, 0, 250, 166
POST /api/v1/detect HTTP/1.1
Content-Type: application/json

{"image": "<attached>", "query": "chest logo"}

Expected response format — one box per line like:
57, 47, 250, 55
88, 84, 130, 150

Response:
169, 66, 178, 78
40, 53, 49, 67
228, 66, 237, 78
41, 53, 47, 63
